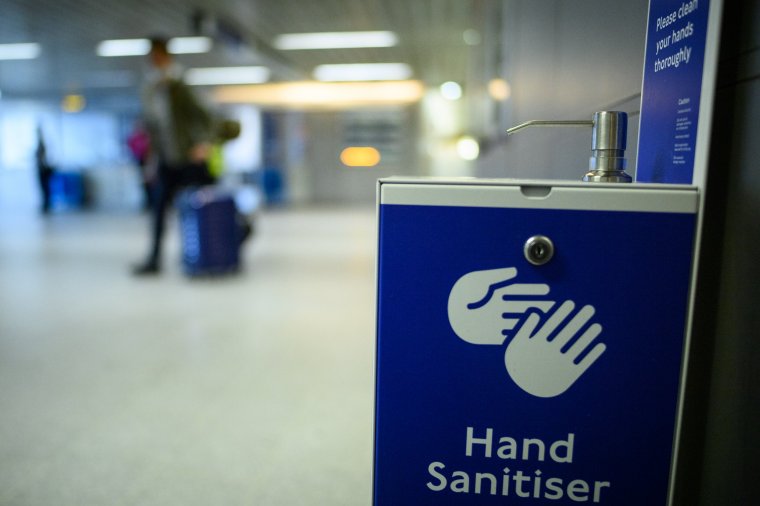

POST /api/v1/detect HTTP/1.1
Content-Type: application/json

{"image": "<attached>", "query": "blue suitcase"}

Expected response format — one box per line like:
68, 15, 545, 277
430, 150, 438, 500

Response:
49, 171, 85, 209
178, 187, 241, 276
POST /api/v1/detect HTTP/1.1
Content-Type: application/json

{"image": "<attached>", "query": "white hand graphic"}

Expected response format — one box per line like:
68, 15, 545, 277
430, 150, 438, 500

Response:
448, 267, 555, 345
504, 301, 606, 398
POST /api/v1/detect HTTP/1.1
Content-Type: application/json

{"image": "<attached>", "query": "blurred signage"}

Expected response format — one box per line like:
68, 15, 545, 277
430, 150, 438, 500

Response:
342, 111, 407, 167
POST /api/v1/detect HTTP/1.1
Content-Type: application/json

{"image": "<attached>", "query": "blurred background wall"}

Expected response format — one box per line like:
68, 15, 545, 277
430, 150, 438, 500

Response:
0, 0, 651, 212
478, 0, 647, 179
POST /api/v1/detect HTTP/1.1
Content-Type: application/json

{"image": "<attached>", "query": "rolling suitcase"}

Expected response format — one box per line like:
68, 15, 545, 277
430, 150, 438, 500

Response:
178, 187, 241, 276
49, 171, 85, 209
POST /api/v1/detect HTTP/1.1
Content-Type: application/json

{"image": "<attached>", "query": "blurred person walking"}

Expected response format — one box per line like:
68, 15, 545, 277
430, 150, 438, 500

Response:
132, 36, 215, 275
35, 126, 54, 215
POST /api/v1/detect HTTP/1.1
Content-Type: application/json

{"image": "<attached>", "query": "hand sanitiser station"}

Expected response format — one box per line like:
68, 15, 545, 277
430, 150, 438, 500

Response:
373, 2, 720, 503
374, 120, 697, 506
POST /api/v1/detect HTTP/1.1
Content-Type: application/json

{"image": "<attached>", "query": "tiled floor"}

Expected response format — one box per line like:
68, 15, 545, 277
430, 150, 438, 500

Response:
0, 206, 376, 505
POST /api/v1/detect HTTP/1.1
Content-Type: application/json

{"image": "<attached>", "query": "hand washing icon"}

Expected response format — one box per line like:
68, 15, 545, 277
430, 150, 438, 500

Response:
448, 268, 606, 398
447, 267, 556, 345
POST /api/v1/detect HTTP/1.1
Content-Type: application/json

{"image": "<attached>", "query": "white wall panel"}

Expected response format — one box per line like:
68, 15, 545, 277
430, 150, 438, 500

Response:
477, 0, 649, 181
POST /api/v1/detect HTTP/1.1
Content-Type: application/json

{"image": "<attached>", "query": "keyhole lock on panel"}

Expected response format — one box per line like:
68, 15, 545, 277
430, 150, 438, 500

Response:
524, 235, 555, 265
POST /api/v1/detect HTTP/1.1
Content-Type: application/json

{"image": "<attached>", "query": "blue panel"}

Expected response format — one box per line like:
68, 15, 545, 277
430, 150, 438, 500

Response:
374, 203, 696, 505
637, 0, 710, 184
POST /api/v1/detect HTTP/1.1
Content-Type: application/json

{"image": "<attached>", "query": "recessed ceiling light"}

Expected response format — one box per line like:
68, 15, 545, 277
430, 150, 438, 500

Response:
488, 78, 512, 101
185, 66, 270, 86
167, 37, 212, 54
0, 43, 41, 60
96, 39, 150, 57
273, 31, 398, 50
314, 63, 412, 82
440, 81, 462, 100
213, 81, 424, 109
456, 136, 480, 161
97, 37, 213, 57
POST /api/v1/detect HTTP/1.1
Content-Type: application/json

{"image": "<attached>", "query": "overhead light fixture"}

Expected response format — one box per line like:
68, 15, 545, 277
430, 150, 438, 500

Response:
456, 136, 480, 161
96, 39, 150, 57
488, 78, 512, 101
440, 81, 462, 100
213, 80, 424, 109
168, 37, 212, 54
273, 31, 398, 50
185, 66, 270, 86
314, 63, 412, 82
0, 43, 41, 60
97, 37, 212, 57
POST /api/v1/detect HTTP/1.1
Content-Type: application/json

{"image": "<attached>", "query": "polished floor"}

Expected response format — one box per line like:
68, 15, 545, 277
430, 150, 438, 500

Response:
0, 205, 376, 505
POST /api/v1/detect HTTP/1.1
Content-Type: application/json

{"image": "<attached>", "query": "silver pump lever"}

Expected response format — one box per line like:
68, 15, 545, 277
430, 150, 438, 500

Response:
507, 111, 632, 183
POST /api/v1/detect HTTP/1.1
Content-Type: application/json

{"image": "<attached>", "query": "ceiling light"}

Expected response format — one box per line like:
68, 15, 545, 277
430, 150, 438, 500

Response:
273, 31, 398, 50
168, 37, 212, 54
96, 39, 150, 57
440, 81, 462, 100
213, 80, 424, 109
185, 66, 270, 86
97, 37, 212, 57
314, 63, 412, 82
488, 78, 512, 101
0, 43, 41, 60
457, 136, 480, 161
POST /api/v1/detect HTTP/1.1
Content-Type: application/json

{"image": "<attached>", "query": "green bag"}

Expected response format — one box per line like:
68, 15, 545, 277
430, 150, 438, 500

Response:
207, 143, 225, 179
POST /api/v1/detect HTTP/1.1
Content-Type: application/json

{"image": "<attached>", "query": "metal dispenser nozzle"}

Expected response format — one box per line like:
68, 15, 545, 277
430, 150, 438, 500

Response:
507, 111, 632, 183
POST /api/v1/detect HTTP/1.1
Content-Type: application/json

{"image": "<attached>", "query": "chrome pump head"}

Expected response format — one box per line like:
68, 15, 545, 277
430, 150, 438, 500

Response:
506, 111, 632, 183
